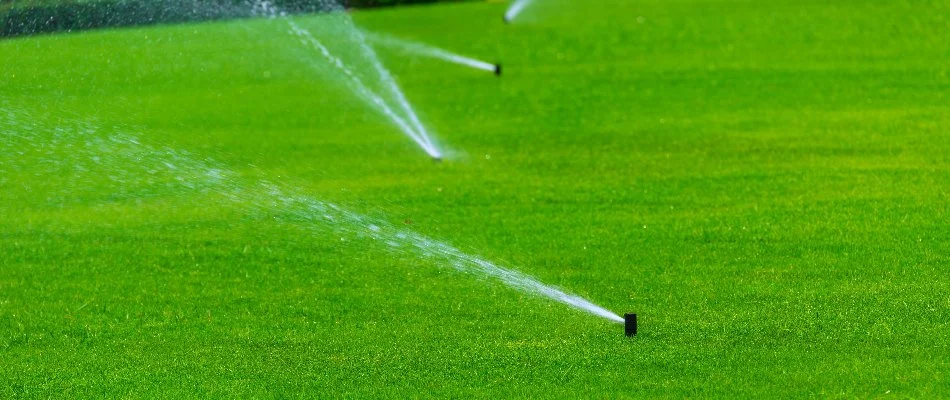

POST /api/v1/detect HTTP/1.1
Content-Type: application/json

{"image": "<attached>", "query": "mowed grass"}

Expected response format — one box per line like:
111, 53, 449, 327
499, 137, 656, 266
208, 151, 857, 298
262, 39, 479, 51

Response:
2, 0, 950, 397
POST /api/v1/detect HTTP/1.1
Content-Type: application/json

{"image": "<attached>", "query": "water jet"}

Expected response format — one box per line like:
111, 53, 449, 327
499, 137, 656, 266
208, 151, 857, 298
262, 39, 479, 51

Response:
363, 30, 501, 76
504, 0, 535, 24
1, 111, 623, 327
268, 3, 442, 159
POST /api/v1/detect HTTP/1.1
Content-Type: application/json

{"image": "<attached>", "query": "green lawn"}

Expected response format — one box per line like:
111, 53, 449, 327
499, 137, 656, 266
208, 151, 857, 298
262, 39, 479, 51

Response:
2, 0, 950, 397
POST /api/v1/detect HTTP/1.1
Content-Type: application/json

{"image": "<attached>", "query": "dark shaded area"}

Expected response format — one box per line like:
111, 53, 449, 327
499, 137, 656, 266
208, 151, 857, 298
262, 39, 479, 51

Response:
0, 0, 473, 38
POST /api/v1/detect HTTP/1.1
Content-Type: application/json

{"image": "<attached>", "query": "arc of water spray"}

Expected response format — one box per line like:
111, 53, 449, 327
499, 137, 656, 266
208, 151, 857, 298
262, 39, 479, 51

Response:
255, 0, 442, 158
0, 110, 623, 324
269, 188, 625, 324
351, 29, 440, 152
362, 31, 500, 75
286, 22, 439, 157
504, 0, 536, 23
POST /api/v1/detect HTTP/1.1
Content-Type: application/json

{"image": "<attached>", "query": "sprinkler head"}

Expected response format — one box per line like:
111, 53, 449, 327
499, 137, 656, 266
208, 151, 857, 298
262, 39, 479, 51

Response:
624, 313, 637, 337
431, 155, 443, 163
503, 16, 511, 24
494, 64, 503, 77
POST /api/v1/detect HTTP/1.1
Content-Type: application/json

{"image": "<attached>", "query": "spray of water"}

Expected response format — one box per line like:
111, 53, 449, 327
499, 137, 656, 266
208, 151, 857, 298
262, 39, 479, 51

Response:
286, 22, 439, 157
255, 1, 442, 158
0, 110, 623, 324
362, 31, 499, 74
353, 30, 441, 153
504, 0, 536, 23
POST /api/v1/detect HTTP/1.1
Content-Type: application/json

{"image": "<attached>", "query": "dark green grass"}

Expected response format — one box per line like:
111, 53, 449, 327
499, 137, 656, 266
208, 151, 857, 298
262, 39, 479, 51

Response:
2, 0, 950, 397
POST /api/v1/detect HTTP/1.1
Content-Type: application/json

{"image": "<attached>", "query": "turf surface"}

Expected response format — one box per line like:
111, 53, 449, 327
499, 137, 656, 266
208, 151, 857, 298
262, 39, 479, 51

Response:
2, 0, 950, 397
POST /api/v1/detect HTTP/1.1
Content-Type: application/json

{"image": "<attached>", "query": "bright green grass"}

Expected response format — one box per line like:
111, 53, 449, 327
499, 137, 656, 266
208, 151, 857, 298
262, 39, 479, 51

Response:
2, 0, 950, 397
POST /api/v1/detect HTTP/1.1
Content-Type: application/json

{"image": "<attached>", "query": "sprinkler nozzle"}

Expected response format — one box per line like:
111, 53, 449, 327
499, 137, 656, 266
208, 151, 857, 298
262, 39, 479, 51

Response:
494, 64, 503, 77
624, 313, 637, 337
503, 16, 511, 24
431, 155, 443, 163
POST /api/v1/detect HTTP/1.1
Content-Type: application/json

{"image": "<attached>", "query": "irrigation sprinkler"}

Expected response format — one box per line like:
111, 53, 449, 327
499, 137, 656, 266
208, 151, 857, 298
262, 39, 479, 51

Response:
625, 313, 637, 336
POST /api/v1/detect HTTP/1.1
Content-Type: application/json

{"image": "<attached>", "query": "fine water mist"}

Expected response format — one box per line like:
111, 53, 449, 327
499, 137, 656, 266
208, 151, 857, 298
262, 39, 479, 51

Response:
0, 110, 623, 324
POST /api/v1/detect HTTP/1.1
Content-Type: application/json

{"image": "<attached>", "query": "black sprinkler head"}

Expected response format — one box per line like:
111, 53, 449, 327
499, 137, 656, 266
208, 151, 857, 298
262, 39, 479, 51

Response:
625, 313, 637, 336
494, 64, 503, 77
432, 156, 443, 163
